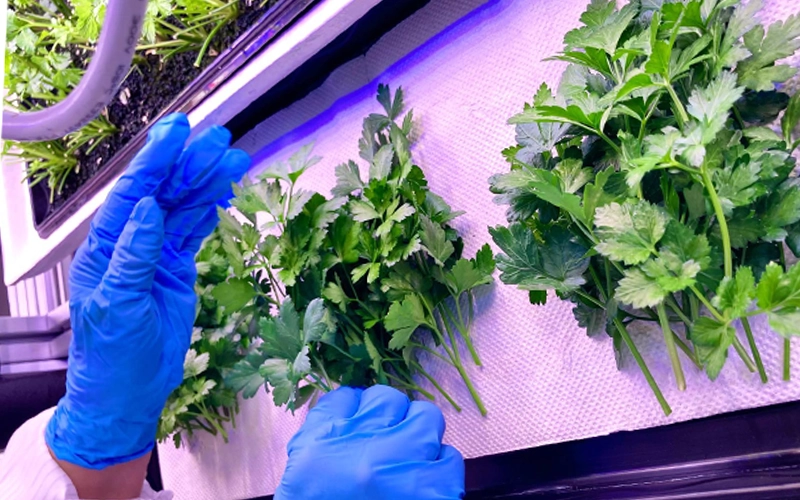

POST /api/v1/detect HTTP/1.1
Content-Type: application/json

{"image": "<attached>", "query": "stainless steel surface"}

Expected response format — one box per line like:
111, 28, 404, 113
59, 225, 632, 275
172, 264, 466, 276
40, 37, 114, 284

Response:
0, 359, 68, 375
0, 316, 61, 340
0, 331, 71, 364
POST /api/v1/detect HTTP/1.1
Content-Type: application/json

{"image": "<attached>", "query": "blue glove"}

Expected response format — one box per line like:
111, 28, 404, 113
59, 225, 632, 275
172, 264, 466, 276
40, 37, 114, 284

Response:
276, 386, 465, 500
46, 113, 251, 469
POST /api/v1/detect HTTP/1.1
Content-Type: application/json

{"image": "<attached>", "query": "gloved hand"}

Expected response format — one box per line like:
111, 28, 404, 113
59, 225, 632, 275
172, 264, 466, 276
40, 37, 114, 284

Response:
46, 113, 251, 469
276, 386, 465, 500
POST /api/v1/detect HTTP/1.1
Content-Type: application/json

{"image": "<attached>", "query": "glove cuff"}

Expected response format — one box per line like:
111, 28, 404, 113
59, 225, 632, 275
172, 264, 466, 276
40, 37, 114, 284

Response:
45, 398, 158, 470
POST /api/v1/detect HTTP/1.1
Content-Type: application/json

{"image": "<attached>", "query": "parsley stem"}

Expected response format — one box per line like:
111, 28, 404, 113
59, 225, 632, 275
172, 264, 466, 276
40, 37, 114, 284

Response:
665, 83, 690, 128
414, 366, 462, 413
673, 333, 703, 370
784, 338, 791, 382
689, 284, 726, 322
700, 168, 732, 276
437, 308, 487, 416
576, 289, 605, 309
384, 373, 435, 402
613, 318, 672, 416
658, 303, 686, 391
780, 247, 791, 382
741, 317, 767, 383
451, 295, 481, 366
732, 336, 757, 373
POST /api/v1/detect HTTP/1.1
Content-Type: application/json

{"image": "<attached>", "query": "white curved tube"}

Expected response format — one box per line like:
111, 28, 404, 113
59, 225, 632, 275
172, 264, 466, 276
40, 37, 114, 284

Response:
2, 0, 148, 142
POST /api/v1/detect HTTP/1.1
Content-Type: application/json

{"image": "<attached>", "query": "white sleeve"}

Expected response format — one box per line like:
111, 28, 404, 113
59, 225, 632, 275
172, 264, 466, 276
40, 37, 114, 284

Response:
0, 408, 173, 500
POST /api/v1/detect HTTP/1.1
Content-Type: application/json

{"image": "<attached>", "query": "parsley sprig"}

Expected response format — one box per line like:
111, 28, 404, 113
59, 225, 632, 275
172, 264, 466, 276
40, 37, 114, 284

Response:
491, 0, 800, 414
223, 86, 494, 415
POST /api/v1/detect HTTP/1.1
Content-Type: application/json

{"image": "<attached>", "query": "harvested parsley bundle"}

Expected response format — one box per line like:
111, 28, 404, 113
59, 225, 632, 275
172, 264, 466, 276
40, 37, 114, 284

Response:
158, 230, 260, 448
490, 0, 800, 415
223, 86, 494, 415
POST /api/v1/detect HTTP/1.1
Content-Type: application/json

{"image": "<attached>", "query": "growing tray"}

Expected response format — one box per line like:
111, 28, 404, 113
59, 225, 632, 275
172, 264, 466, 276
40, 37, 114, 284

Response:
29, 0, 318, 239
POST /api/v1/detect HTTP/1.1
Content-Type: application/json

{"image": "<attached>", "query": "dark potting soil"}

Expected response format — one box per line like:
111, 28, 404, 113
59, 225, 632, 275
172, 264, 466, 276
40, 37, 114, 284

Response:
44, 1, 276, 217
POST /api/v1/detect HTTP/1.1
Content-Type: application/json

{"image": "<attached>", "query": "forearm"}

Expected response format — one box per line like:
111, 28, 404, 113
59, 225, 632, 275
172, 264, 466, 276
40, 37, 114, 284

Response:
49, 448, 151, 500
0, 408, 169, 500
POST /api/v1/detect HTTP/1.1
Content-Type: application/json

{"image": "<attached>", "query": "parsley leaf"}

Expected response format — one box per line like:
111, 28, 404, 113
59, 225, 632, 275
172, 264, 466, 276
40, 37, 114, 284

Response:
490, 224, 589, 293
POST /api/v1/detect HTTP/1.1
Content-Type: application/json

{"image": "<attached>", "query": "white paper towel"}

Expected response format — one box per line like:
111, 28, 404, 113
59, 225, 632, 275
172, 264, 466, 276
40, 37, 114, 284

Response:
158, 0, 800, 498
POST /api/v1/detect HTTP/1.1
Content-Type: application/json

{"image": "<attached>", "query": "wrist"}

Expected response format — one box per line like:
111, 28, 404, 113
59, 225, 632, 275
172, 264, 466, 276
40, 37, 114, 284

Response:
48, 444, 152, 499
46, 397, 160, 470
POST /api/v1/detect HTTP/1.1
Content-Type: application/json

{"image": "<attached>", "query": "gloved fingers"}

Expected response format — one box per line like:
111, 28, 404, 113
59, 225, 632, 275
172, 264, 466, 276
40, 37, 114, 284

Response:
288, 387, 363, 453
296, 387, 362, 432
162, 148, 251, 250
184, 148, 251, 207
101, 197, 165, 293
378, 445, 465, 500
377, 401, 446, 462
338, 385, 410, 434
157, 126, 233, 210
181, 207, 219, 255
90, 114, 189, 251
164, 204, 212, 253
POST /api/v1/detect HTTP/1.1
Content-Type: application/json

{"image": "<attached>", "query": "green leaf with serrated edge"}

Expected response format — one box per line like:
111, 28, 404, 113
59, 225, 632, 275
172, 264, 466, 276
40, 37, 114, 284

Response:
529, 290, 548, 305
350, 199, 380, 222
712, 267, 755, 319
330, 216, 361, 265
738, 15, 800, 91
687, 72, 745, 138
691, 317, 734, 380
225, 353, 266, 399
489, 168, 587, 224
763, 181, 800, 229
364, 332, 383, 374
375, 202, 415, 238
370, 144, 394, 181
474, 244, 496, 276
419, 215, 454, 266
323, 282, 348, 312
594, 200, 669, 266
756, 263, 800, 331
260, 359, 294, 407
782, 91, 800, 143
490, 224, 589, 294
563, 1, 638, 55
302, 298, 331, 342
260, 300, 303, 360
712, 161, 766, 216
616, 268, 667, 308
660, 220, 711, 270
554, 159, 594, 194
294, 385, 317, 409
285, 190, 313, 222
640, 252, 701, 294
332, 161, 363, 197
212, 278, 256, 312
385, 295, 431, 350
573, 301, 606, 337
766, 310, 800, 337
786, 223, 800, 258
583, 168, 617, 226
216, 207, 243, 237
445, 259, 493, 296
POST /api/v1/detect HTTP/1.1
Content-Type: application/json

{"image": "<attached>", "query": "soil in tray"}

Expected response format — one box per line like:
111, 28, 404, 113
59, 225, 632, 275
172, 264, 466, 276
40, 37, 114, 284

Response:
36, 1, 276, 224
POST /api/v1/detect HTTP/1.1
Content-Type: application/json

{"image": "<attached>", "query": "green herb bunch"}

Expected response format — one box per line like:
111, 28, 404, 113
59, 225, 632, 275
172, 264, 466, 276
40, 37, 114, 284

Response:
490, 0, 800, 415
222, 85, 495, 415
157, 230, 262, 448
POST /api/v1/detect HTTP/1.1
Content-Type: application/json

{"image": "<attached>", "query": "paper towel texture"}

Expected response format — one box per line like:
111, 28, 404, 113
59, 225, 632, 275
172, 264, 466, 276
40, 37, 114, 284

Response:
158, 0, 800, 498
